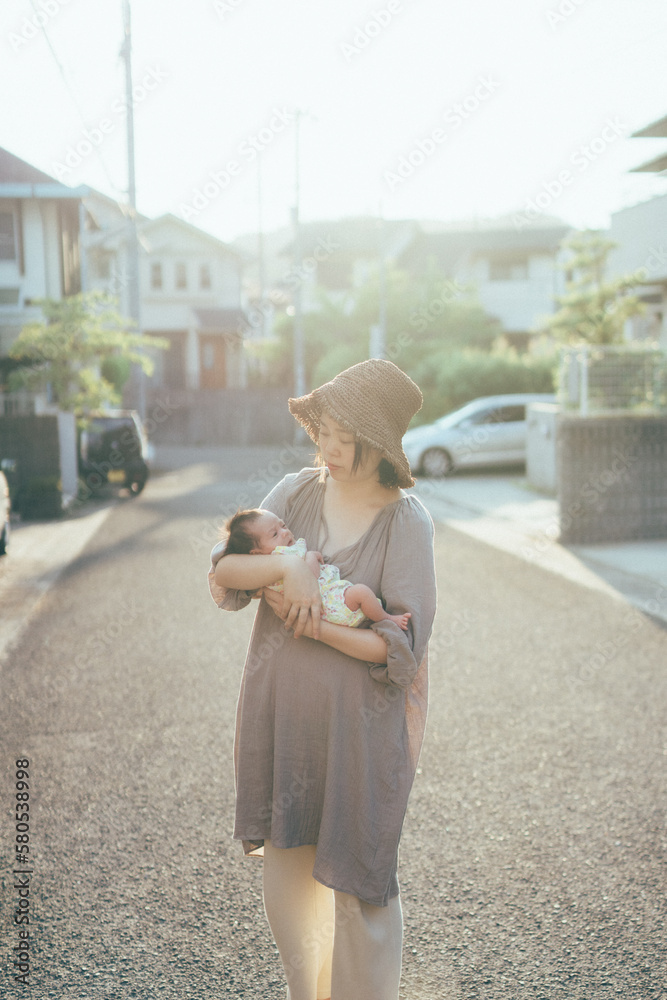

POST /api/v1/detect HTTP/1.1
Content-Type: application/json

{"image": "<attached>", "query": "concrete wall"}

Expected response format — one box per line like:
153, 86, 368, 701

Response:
558, 414, 667, 543
145, 387, 297, 446
0, 414, 63, 516
57, 410, 78, 504
526, 402, 558, 494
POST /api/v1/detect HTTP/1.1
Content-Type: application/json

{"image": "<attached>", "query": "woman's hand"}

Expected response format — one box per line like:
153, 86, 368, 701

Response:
263, 589, 388, 662
270, 559, 322, 639
263, 588, 320, 640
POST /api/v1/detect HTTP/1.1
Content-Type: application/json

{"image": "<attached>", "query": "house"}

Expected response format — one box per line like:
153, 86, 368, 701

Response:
233, 217, 417, 344
606, 114, 667, 348
396, 216, 571, 348
0, 146, 88, 408
629, 113, 667, 176
274, 216, 416, 311
608, 196, 667, 347
242, 214, 570, 351
0, 148, 249, 403
83, 192, 248, 392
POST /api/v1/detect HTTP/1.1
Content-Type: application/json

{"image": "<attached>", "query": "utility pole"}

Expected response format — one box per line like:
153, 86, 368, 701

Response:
257, 156, 267, 341
292, 109, 305, 404
121, 0, 144, 420
291, 109, 307, 445
370, 207, 387, 359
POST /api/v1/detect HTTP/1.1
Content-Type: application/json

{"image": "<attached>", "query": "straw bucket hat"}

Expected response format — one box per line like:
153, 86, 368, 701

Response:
288, 359, 423, 488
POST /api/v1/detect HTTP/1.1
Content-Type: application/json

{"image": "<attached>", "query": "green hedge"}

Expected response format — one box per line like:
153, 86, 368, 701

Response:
411, 348, 557, 425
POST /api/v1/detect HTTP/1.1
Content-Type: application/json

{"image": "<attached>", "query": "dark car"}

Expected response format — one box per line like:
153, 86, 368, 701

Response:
78, 410, 150, 496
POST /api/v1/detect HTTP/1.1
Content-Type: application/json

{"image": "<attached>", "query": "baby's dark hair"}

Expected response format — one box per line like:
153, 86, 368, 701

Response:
219, 508, 264, 556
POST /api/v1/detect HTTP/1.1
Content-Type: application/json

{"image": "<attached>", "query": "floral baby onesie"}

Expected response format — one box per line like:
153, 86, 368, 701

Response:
269, 537, 367, 627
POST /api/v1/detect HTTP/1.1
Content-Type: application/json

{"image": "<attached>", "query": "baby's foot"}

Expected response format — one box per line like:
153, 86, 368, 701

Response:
387, 611, 411, 631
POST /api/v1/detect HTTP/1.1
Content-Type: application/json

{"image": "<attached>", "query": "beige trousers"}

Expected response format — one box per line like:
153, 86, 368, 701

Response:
263, 840, 403, 1000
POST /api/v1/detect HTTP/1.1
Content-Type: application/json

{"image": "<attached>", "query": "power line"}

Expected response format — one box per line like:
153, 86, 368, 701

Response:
27, 0, 128, 208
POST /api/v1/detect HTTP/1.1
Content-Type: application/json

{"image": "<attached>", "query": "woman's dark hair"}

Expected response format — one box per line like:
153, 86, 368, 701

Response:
219, 509, 264, 556
315, 439, 399, 489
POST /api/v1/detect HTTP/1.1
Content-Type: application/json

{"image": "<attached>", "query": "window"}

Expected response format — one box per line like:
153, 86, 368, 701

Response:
200, 263, 212, 290
470, 408, 500, 425
494, 405, 525, 423
472, 405, 526, 425
151, 262, 163, 290
489, 258, 528, 281
175, 262, 187, 289
0, 211, 16, 260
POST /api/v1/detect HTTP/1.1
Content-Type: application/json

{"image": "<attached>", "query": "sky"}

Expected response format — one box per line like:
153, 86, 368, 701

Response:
2, 0, 667, 246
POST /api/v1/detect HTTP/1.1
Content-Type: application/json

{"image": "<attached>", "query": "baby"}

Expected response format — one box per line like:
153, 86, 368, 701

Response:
219, 508, 411, 631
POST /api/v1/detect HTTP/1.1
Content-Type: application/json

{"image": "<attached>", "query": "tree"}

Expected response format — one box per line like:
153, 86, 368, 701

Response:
8, 291, 168, 417
538, 230, 644, 345
251, 266, 502, 391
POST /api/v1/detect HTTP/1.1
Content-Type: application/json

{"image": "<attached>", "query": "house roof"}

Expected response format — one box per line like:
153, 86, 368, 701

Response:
84, 209, 243, 259
0, 146, 89, 199
630, 153, 667, 174
84, 188, 148, 228
629, 114, 667, 173
631, 115, 667, 138
277, 216, 417, 260
149, 213, 243, 258
397, 222, 571, 274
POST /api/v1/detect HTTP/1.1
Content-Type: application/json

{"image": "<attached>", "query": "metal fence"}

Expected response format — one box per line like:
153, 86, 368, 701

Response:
558, 346, 667, 415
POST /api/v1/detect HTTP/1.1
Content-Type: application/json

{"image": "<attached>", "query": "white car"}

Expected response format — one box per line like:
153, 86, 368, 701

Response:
402, 393, 556, 477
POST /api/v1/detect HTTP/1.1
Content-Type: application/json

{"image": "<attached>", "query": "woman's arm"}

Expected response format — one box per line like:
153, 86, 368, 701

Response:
216, 554, 322, 639
367, 500, 437, 688
308, 619, 388, 663
262, 588, 387, 662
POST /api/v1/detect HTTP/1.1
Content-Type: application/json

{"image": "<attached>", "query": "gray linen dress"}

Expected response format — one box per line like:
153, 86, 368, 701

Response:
209, 468, 437, 907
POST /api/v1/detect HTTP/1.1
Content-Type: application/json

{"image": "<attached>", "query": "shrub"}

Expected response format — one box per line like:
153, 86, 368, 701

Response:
410, 348, 557, 425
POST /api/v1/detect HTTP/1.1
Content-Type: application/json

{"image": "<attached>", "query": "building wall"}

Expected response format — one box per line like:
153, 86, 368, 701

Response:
609, 196, 667, 349
1, 198, 65, 305
609, 195, 667, 282
466, 252, 561, 331
0, 198, 72, 367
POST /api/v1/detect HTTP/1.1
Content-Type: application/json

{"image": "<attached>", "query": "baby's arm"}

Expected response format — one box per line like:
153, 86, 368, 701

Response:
304, 549, 324, 578
344, 583, 412, 631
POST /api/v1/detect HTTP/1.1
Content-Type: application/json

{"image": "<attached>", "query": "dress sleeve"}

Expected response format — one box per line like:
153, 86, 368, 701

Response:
367, 497, 437, 688
207, 472, 302, 611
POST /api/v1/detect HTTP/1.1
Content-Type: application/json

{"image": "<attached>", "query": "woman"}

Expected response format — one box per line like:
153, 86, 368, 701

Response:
209, 359, 437, 1000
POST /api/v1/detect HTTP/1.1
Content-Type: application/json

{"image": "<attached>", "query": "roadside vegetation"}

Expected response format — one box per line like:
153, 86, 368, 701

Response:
8, 291, 167, 422
248, 263, 558, 425
249, 229, 652, 425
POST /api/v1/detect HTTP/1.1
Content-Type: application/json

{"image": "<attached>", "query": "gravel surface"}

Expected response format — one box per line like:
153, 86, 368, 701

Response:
1, 447, 665, 999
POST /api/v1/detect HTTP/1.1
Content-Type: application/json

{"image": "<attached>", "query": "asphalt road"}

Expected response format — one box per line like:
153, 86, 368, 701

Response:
1, 448, 665, 1000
